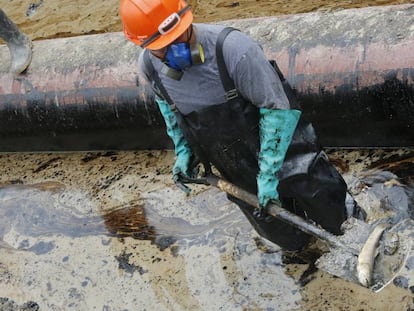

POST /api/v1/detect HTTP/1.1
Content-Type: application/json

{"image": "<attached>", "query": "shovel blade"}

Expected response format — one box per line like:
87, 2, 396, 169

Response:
316, 218, 414, 292
316, 218, 371, 286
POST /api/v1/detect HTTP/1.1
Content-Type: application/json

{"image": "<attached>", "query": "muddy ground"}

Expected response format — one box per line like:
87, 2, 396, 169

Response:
0, 149, 413, 311
1, 1, 414, 311
1, 0, 413, 41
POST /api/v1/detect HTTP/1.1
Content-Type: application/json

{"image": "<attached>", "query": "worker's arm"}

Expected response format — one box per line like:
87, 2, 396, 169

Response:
156, 98, 198, 194
257, 108, 301, 212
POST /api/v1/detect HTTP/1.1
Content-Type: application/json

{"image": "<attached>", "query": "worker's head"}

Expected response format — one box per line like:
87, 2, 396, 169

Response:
120, 0, 204, 80
120, 0, 193, 50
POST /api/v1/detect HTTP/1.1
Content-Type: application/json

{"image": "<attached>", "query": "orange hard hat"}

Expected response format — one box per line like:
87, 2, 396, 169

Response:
120, 0, 193, 50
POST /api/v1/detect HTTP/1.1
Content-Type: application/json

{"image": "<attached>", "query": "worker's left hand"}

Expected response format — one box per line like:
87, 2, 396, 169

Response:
173, 152, 199, 194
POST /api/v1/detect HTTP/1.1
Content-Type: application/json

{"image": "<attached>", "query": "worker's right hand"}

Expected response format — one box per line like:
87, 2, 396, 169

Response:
256, 174, 281, 218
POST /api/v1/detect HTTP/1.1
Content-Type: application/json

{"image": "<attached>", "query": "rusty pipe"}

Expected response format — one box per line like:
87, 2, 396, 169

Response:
0, 4, 413, 151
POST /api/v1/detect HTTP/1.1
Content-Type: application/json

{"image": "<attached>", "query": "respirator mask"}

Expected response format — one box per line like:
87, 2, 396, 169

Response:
161, 37, 205, 80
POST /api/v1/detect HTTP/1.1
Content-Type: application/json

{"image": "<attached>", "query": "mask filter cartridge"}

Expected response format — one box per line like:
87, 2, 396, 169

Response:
162, 42, 204, 80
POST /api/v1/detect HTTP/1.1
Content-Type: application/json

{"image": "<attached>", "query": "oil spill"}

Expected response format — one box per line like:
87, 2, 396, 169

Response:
0, 298, 39, 311
114, 251, 147, 275
326, 149, 414, 293
25, 0, 43, 17
0, 183, 105, 243
0, 183, 236, 252
102, 204, 157, 240
32, 157, 61, 174
338, 149, 414, 223
0, 150, 413, 310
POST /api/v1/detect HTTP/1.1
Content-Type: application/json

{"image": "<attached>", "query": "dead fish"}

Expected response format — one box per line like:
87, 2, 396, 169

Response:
357, 223, 388, 287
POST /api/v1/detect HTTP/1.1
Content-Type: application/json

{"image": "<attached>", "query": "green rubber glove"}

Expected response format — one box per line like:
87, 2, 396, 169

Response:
156, 99, 198, 193
257, 108, 301, 212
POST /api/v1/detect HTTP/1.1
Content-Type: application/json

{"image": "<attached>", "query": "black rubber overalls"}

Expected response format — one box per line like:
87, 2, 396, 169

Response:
143, 28, 348, 251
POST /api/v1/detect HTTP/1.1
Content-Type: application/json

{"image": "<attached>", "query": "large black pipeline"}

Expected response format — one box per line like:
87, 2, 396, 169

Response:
0, 5, 413, 151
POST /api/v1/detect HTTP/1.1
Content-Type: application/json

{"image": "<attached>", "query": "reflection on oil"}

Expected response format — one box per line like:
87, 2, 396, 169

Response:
0, 182, 242, 252
0, 182, 101, 242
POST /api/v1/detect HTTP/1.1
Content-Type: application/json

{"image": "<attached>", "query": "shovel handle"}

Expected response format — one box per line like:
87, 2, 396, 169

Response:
205, 174, 355, 252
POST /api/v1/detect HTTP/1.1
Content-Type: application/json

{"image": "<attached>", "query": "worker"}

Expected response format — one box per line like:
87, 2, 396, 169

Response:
0, 9, 32, 74
119, 0, 364, 251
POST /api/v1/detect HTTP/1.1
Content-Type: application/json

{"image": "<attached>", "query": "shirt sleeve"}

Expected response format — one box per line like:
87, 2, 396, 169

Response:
137, 52, 165, 100
222, 32, 290, 110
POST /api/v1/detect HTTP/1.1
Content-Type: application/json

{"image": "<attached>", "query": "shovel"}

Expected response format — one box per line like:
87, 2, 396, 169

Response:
181, 173, 414, 292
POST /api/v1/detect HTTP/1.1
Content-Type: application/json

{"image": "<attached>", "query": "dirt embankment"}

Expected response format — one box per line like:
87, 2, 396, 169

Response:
1, 0, 412, 41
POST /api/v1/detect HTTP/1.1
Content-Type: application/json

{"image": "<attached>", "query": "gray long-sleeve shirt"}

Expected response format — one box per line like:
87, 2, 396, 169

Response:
138, 23, 290, 115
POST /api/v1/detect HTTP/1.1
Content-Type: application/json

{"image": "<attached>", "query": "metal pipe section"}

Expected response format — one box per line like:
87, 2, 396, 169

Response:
0, 4, 413, 151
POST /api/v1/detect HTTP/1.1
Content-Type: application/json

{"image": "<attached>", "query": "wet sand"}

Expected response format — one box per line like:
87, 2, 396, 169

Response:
1, 1, 414, 310
0, 149, 413, 310
1, 0, 413, 41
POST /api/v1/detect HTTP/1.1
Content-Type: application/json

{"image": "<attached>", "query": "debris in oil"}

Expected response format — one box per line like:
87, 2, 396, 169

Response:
32, 157, 61, 173
369, 152, 414, 184
0, 297, 39, 311
81, 151, 118, 163
114, 251, 147, 275
102, 204, 156, 240
25, 0, 43, 17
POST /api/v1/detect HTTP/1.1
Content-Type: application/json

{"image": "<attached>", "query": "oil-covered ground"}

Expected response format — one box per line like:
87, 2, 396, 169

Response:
1, 1, 414, 310
0, 149, 413, 310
